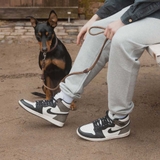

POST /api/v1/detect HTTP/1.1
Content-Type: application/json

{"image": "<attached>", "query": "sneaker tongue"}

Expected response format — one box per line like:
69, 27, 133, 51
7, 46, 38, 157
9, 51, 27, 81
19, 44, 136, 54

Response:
52, 99, 56, 103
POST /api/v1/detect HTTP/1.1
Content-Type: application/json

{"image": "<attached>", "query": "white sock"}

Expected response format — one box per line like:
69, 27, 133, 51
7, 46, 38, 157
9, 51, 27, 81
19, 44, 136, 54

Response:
54, 91, 73, 104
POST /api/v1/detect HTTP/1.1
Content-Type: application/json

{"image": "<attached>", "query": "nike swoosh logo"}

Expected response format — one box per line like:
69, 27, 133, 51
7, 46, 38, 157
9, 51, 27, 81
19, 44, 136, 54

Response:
108, 128, 121, 133
46, 108, 68, 115
47, 108, 58, 115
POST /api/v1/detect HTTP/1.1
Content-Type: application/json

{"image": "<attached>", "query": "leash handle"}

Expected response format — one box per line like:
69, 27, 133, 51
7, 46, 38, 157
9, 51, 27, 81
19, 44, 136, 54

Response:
43, 26, 107, 91
89, 26, 106, 36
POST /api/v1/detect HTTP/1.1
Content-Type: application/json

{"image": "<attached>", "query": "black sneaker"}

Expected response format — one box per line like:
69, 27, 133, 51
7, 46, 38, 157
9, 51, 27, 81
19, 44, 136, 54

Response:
77, 111, 130, 141
18, 98, 70, 127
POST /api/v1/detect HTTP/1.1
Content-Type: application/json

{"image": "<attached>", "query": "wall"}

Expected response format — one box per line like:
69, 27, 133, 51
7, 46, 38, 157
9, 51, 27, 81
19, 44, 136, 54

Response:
78, 0, 104, 19
0, 20, 87, 44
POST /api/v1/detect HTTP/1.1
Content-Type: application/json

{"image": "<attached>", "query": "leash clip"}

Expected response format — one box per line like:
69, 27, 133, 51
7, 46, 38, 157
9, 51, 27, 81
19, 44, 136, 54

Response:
43, 52, 47, 60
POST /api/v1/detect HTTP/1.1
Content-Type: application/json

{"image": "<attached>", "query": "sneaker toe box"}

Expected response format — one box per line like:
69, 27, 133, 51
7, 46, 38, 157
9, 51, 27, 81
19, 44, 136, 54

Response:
19, 99, 35, 110
77, 123, 103, 139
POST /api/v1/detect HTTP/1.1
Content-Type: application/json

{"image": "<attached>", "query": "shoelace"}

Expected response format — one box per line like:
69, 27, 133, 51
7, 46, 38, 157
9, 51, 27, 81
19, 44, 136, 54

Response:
93, 114, 114, 129
36, 99, 56, 107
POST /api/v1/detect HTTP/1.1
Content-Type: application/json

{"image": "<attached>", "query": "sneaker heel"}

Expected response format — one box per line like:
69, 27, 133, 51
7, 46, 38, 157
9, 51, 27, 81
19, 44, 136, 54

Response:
52, 114, 69, 127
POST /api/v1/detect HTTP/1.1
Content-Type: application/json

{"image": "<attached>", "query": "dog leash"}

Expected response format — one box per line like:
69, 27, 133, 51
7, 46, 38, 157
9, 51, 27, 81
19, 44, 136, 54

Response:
42, 26, 108, 91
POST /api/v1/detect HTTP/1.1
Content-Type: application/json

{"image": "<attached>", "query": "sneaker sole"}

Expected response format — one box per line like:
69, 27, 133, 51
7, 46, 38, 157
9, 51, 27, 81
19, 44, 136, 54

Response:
19, 100, 64, 127
76, 128, 130, 142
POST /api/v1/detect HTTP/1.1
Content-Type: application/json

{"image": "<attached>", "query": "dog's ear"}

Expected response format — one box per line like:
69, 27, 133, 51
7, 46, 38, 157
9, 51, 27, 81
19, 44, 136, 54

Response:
26, 16, 38, 28
47, 10, 58, 28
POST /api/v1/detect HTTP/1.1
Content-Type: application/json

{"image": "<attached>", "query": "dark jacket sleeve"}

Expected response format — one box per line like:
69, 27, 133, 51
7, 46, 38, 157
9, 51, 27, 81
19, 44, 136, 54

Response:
121, 2, 160, 24
96, 0, 134, 19
96, 0, 160, 24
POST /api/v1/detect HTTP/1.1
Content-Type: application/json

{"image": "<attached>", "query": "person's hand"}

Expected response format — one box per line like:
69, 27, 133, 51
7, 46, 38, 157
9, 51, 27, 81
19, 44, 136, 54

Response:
77, 14, 100, 45
76, 25, 88, 45
104, 19, 125, 40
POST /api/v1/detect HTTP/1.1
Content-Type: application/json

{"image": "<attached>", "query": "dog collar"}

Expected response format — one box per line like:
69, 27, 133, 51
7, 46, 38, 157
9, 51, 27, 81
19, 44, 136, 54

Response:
47, 37, 58, 53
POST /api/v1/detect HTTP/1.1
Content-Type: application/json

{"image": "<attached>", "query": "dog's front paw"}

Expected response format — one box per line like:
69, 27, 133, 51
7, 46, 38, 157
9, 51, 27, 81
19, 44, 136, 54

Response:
70, 101, 76, 111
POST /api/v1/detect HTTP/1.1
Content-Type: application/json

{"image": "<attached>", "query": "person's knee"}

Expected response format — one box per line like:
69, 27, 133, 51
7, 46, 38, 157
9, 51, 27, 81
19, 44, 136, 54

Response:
112, 30, 130, 48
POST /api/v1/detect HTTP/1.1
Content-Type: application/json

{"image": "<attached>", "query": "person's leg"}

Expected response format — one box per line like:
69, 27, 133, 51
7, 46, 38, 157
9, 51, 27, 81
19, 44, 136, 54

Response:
108, 17, 160, 116
18, 6, 130, 127
59, 6, 130, 100
77, 18, 160, 141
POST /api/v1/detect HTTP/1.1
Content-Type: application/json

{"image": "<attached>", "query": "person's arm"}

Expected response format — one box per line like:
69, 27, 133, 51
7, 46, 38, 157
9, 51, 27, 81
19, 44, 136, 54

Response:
105, 1, 160, 40
77, 0, 134, 45
96, 0, 134, 19
121, 2, 160, 24
77, 14, 100, 45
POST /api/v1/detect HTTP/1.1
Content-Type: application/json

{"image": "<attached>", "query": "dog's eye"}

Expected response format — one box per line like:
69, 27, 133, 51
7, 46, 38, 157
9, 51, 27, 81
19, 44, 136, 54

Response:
36, 33, 41, 38
36, 33, 41, 42
46, 33, 52, 40
46, 32, 51, 38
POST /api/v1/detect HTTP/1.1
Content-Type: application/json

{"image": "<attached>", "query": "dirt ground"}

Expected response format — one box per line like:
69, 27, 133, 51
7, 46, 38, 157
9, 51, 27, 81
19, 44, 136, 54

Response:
1, 40, 160, 160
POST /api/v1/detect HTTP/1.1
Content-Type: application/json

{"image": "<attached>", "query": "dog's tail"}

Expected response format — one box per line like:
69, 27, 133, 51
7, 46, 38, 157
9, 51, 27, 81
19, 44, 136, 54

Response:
31, 92, 46, 98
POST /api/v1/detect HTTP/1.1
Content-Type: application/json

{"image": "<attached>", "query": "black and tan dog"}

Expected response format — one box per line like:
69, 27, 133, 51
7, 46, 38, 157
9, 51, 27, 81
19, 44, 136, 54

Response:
27, 10, 72, 100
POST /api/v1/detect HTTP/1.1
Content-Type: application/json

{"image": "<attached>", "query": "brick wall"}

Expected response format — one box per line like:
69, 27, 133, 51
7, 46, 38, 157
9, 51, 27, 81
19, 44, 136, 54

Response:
0, 20, 87, 44
55, 20, 86, 43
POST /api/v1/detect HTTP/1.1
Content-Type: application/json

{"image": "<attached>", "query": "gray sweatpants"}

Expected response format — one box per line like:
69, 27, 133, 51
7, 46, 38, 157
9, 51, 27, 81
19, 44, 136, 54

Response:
60, 6, 160, 116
